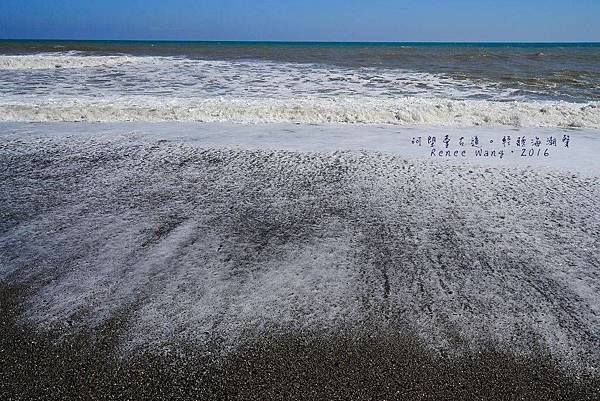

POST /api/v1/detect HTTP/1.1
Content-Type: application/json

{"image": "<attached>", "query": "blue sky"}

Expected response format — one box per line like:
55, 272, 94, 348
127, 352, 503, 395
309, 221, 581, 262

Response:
1, 0, 599, 42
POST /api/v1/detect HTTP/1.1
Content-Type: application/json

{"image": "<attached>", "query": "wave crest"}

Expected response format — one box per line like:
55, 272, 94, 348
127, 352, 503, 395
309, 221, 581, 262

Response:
1, 98, 598, 128
0, 53, 136, 70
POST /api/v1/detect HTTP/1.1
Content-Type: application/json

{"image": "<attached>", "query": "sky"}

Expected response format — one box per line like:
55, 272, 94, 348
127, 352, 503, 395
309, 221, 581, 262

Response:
1, 0, 599, 42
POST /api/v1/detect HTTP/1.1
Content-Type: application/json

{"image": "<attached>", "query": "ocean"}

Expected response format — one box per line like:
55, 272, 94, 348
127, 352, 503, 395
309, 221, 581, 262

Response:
1, 40, 599, 127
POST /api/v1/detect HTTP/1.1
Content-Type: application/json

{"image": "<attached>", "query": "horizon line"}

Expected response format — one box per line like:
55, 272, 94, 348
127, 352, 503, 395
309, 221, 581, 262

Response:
1, 38, 600, 44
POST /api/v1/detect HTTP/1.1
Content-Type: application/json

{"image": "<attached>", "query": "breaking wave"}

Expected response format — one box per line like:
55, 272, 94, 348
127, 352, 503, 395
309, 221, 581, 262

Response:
0, 53, 136, 70
1, 97, 599, 128
1, 52, 599, 128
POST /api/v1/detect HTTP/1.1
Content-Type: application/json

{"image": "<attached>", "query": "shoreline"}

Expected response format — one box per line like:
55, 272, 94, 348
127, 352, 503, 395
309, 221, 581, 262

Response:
2, 122, 599, 176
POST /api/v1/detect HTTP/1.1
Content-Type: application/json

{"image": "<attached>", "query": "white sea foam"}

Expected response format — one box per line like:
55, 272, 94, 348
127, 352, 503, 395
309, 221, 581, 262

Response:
2, 138, 599, 368
1, 97, 599, 128
0, 53, 598, 128
0, 54, 509, 98
0, 53, 137, 70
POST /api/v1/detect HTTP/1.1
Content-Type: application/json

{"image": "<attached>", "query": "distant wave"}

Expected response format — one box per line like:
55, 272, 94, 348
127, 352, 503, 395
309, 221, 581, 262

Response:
0, 53, 511, 100
0, 53, 136, 70
1, 97, 598, 128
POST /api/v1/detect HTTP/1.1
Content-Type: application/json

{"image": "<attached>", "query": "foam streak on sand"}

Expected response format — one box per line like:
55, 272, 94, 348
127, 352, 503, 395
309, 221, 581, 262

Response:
1, 134, 599, 372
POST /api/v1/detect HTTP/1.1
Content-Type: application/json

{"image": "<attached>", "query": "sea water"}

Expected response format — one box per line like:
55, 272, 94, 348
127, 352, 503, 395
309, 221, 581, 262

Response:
1, 40, 599, 127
